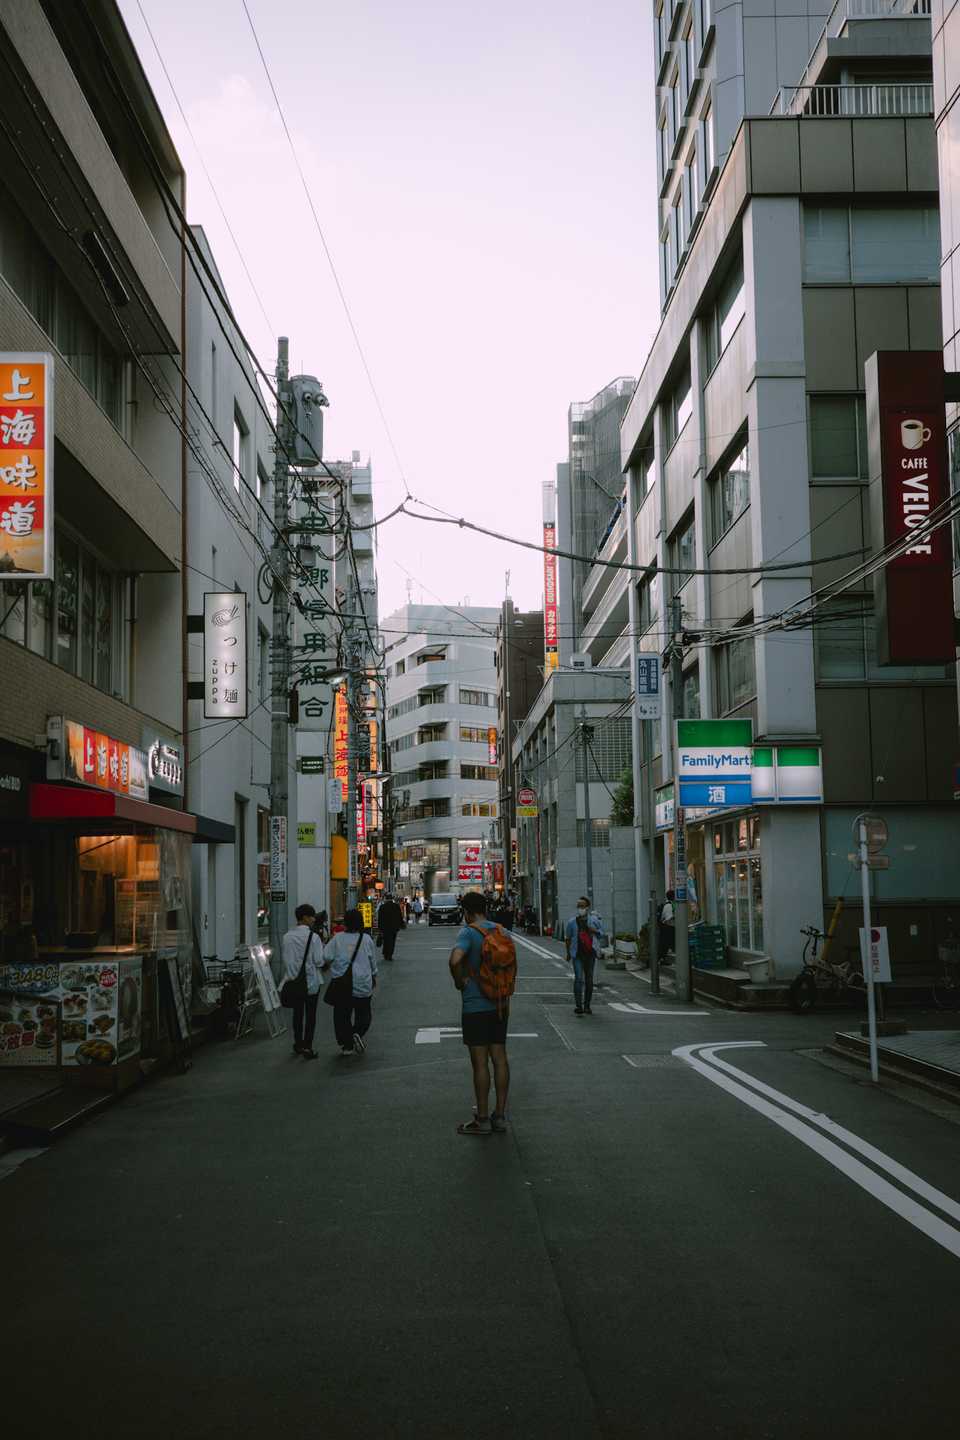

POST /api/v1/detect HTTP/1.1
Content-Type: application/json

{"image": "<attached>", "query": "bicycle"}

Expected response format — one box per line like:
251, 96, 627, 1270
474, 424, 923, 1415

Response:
788, 924, 866, 1013
933, 939, 960, 1012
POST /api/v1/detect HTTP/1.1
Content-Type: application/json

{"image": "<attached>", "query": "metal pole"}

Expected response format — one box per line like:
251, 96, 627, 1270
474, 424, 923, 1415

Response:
859, 818, 879, 1083
579, 704, 594, 906
535, 813, 543, 935
670, 593, 691, 1003
268, 337, 292, 968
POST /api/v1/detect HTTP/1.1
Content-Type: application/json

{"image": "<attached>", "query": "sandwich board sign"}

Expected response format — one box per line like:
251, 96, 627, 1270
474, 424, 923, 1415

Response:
676, 719, 752, 809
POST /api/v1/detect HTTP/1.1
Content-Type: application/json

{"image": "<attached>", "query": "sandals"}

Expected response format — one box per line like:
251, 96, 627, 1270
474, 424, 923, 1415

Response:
469, 1106, 507, 1134
457, 1117, 492, 1136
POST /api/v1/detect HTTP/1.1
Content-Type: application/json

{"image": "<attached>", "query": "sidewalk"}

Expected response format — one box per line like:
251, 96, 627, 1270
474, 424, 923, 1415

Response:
833, 1022, 960, 1094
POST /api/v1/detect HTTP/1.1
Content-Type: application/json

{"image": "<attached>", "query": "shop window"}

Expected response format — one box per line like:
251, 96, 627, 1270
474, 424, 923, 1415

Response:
809, 395, 868, 479
715, 623, 756, 714
710, 437, 750, 541
712, 818, 763, 951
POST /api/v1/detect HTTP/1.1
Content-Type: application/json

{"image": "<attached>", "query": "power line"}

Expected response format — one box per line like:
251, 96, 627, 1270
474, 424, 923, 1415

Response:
240, 0, 412, 501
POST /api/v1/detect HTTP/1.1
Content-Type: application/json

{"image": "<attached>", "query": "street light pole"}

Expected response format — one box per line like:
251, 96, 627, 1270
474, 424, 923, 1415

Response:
579, 704, 594, 906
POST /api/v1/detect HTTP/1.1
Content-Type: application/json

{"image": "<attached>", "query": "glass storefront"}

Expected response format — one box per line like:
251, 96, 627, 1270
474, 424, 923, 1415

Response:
710, 814, 763, 953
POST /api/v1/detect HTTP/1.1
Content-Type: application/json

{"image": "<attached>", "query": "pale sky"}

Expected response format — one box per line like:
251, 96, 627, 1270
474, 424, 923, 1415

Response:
119, 0, 660, 619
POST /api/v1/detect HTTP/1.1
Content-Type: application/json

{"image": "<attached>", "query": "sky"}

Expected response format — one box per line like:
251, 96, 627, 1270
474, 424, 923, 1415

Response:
119, 0, 661, 619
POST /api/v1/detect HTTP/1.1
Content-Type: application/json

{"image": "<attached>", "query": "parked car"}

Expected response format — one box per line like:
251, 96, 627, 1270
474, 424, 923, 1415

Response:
428, 893, 462, 926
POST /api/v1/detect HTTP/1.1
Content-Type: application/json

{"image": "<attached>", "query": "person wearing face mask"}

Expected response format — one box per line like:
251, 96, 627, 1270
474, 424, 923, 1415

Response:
564, 897, 606, 1016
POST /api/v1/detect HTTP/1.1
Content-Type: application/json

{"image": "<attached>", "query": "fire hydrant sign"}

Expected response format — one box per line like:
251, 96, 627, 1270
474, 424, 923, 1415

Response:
859, 927, 892, 984
676, 719, 753, 809
0, 353, 53, 581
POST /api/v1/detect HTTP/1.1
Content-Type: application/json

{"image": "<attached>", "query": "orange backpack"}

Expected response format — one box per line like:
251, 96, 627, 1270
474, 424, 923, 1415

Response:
469, 923, 518, 1017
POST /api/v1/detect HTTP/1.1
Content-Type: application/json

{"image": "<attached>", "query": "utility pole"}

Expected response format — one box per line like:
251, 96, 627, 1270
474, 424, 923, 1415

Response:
268, 337, 293, 969
670, 592, 691, 1003
579, 704, 594, 906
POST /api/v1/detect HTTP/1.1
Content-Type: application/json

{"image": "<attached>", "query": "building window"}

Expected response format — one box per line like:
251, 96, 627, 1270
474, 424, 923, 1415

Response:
700, 98, 714, 185
715, 623, 756, 714
665, 365, 693, 448
681, 663, 701, 718
232, 408, 249, 495
638, 564, 659, 633
459, 725, 489, 743
461, 801, 497, 817
705, 248, 745, 374
803, 204, 940, 283
713, 816, 763, 952
418, 685, 446, 706
661, 228, 672, 296
418, 723, 447, 743
459, 687, 494, 707
815, 598, 952, 681
576, 818, 611, 848
684, 144, 698, 232
210, 342, 218, 436
670, 511, 696, 589
0, 179, 127, 433
655, 2, 666, 71
461, 763, 498, 781
395, 658, 405, 676
684, 23, 696, 103
659, 111, 670, 183
673, 191, 685, 259
669, 68, 680, 145
809, 395, 868, 479
710, 437, 750, 541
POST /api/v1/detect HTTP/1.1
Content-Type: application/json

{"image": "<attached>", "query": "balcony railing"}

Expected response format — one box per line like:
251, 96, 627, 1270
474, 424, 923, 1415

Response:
824, 0, 931, 43
772, 82, 933, 117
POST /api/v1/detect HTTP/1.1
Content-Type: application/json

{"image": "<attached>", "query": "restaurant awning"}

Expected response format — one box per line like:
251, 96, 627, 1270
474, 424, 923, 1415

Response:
29, 783, 197, 835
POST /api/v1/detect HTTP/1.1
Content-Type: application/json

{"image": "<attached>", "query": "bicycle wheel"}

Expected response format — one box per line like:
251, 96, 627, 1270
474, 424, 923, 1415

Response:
789, 971, 817, 1013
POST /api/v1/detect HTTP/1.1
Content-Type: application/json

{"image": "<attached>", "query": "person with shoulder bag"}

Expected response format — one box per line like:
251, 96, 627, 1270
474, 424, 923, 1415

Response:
321, 907, 379, 1056
279, 903, 322, 1058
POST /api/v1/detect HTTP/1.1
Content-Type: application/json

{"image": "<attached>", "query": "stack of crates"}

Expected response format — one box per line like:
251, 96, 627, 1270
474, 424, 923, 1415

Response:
690, 924, 726, 969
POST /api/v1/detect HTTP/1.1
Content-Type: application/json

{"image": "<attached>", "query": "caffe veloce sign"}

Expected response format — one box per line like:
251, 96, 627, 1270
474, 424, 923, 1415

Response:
866, 351, 954, 666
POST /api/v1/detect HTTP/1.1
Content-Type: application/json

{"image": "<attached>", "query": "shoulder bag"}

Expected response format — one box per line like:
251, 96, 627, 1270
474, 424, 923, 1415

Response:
280, 930, 315, 1008
323, 933, 365, 1007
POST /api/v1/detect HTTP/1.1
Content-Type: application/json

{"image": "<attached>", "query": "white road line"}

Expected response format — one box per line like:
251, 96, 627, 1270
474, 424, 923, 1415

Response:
414, 1026, 539, 1045
514, 936, 559, 962
673, 1042, 960, 1259
609, 1001, 708, 1016
0, 1146, 48, 1180
544, 1010, 575, 1052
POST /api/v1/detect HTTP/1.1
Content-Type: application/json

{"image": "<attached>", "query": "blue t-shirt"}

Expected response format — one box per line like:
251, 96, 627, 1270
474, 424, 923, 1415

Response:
456, 921, 497, 1013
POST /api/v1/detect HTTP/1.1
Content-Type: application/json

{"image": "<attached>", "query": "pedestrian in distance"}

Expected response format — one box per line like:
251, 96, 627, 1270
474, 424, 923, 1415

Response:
377, 892, 405, 961
280, 903, 323, 1059
322, 907, 378, 1056
564, 897, 605, 1016
412, 895, 424, 924
658, 890, 676, 962
448, 891, 517, 1135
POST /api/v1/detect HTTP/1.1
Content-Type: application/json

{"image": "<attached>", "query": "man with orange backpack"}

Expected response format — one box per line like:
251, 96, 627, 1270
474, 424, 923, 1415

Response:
448, 891, 517, 1136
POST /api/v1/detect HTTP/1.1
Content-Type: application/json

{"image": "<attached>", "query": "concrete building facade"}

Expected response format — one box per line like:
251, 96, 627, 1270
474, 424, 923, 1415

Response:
383, 604, 499, 897
494, 598, 544, 887
617, 0, 955, 984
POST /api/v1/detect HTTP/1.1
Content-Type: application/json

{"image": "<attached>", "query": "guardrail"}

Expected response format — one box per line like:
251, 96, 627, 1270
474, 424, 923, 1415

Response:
772, 82, 933, 117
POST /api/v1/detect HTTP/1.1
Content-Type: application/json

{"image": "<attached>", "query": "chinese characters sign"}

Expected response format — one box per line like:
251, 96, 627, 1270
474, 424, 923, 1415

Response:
47, 716, 149, 801
0, 353, 53, 580
487, 725, 498, 766
204, 592, 247, 719
334, 686, 349, 800
636, 653, 661, 721
457, 840, 483, 883
543, 523, 558, 673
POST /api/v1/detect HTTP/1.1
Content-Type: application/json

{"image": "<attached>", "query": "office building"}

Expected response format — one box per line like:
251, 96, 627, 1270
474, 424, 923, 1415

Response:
494, 598, 543, 888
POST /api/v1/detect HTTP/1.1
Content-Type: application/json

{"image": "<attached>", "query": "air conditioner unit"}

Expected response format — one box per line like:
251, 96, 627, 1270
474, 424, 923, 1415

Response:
570, 652, 592, 670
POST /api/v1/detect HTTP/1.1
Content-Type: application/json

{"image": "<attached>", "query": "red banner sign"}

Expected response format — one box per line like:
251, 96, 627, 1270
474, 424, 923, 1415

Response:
543, 522, 558, 671
0, 354, 53, 581
334, 687, 349, 800
867, 351, 954, 665
487, 725, 498, 766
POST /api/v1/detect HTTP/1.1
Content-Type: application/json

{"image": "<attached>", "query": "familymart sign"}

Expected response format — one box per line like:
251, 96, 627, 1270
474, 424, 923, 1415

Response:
677, 719, 823, 810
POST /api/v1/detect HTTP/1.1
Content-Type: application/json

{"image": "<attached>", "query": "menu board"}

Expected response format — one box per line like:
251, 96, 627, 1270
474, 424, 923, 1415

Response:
0, 963, 61, 1065
161, 949, 190, 1041
59, 961, 120, 1067
117, 959, 143, 1062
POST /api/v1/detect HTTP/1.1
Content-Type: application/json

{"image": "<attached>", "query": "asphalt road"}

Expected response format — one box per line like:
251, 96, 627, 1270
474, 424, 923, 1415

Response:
4, 923, 960, 1439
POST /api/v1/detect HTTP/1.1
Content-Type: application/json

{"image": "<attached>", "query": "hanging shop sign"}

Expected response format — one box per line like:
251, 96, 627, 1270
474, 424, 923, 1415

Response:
334, 686, 349, 801
47, 716, 148, 801
357, 783, 367, 846
654, 782, 674, 832
203, 592, 248, 719
865, 351, 954, 665
327, 777, 343, 815
299, 755, 325, 775
516, 783, 538, 818
297, 822, 316, 847
487, 726, 498, 766
0, 740, 40, 820
457, 840, 483, 884
143, 732, 184, 797
0, 353, 53, 582
752, 746, 823, 804
359, 901, 374, 931
676, 718, 753, 809
368, 718, 379, 773
636, 653, 661, 721
270, 815, 287, 902
543, 523, 559, 673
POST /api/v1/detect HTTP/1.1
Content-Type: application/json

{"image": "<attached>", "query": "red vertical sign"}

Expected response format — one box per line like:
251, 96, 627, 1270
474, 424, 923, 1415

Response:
543, 522, 558, 671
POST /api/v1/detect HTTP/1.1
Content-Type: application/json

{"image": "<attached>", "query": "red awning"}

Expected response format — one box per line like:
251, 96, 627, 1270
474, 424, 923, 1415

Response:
29, 783, 197, 835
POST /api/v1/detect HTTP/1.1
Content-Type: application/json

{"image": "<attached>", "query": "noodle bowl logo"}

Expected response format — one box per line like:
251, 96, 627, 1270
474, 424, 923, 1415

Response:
210, 603, 240, 627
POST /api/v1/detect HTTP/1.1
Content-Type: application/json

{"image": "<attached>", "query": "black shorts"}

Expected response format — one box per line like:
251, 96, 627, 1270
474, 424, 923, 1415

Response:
461, 1010, 509, 1048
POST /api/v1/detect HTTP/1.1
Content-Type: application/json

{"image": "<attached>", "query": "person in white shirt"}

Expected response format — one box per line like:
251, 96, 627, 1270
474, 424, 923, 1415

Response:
280, 904, 323, 1058
322, 907, 379, 1056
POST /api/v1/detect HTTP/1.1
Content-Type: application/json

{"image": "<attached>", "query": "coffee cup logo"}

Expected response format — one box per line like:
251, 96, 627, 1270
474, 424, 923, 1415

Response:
901, 419, 932, 450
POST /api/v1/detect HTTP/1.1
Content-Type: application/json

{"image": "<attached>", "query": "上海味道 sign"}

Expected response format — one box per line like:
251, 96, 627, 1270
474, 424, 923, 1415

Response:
676, 719, 753, 809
